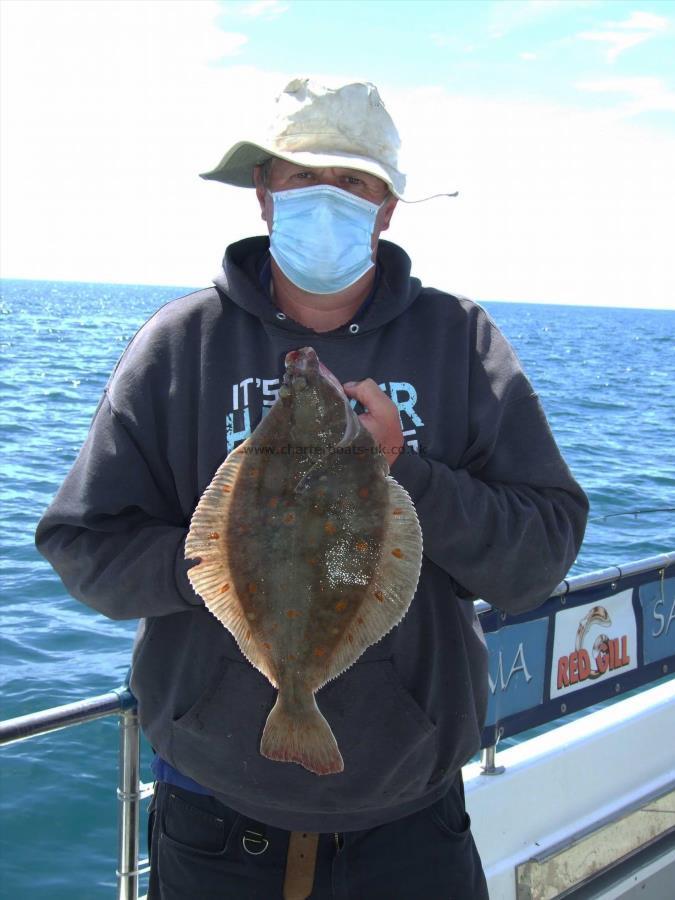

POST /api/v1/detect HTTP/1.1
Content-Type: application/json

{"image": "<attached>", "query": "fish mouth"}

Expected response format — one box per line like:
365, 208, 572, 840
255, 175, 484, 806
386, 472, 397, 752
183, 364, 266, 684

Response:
285, 347, 319, 377
285, 348, 346, 398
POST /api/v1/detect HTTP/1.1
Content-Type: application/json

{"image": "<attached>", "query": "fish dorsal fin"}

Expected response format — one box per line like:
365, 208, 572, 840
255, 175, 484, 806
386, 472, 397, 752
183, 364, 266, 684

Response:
317, 475, 423, 687
185, 442, 278, 687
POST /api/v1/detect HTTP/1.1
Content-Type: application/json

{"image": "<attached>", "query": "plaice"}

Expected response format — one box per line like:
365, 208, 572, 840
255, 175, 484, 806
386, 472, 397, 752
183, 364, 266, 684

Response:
185, 347, 423, 775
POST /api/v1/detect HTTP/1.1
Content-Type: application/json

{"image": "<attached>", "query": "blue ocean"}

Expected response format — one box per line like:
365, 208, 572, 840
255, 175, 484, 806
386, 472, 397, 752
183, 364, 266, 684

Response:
1, 278, 673, 898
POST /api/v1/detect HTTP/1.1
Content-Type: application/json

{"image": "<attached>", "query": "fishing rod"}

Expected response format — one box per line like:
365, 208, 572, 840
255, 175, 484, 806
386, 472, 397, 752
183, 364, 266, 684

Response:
589, 507, 675, 523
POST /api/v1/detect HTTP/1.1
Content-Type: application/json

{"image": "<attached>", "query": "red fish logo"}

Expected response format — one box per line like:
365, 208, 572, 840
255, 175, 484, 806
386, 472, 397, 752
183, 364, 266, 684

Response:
557, 605, 631, 690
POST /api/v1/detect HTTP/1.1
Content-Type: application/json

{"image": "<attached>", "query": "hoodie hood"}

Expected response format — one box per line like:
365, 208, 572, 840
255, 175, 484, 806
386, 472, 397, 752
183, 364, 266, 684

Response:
213, 236, 422, 336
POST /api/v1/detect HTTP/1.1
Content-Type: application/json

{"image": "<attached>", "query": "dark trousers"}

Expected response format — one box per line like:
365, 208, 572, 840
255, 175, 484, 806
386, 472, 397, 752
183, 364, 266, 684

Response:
147, 774, 489, 899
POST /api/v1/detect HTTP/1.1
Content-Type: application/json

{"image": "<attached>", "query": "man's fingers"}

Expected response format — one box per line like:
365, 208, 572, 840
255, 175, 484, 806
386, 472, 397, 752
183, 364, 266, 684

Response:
343, 379, 404, 470
343, 378, 392, 416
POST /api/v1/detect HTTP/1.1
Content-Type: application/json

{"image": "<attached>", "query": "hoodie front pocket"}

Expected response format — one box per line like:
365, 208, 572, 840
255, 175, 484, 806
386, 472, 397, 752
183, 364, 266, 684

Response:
170, 657, 438, 811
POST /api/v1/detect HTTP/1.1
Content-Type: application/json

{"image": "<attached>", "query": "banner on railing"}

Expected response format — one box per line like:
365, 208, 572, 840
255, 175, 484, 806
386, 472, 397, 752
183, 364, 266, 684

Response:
478, 560, 674, 748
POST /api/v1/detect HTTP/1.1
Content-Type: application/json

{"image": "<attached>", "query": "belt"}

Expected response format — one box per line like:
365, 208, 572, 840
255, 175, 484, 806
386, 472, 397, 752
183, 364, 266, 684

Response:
283, 830, 320, 900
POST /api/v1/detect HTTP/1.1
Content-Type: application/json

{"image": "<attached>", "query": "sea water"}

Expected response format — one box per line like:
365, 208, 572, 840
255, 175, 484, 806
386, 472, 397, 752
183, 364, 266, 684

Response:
1, 279, 673, 897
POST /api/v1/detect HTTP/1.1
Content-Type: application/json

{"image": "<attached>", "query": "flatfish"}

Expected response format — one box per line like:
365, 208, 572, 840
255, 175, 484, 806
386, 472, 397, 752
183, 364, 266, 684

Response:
185, 347, 422, 775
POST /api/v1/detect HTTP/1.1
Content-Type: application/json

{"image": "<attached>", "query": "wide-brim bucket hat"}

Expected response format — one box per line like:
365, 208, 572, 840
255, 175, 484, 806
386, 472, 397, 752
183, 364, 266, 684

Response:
200, 77, 407, 199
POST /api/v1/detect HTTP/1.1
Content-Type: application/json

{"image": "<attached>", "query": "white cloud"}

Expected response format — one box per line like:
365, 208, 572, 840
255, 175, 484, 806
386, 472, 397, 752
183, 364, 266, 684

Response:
520, 51, 539, 60
0, 0, 269, 288
487, 0, 594, 39
430, 33, 476, 52
239, 0, 289, 19
576, 77, 675, 115
217, 32, 250, 55
381, 85, 675, 309
1, 1, 674, 309
430, 33, 455, 48
578, 28, 650, 62
614, 11, 670, 31
578, 10, 669, 62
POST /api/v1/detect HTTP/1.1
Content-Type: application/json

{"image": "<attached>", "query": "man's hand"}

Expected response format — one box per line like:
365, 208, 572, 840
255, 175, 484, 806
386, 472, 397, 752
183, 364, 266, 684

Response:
343, 379, 404, 470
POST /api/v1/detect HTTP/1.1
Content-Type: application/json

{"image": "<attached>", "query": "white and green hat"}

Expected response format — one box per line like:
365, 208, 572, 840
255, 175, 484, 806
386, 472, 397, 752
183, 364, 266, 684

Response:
200, 77, 407, 199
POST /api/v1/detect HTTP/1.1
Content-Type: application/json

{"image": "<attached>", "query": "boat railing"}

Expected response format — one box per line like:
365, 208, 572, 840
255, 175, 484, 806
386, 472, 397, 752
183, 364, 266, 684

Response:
0, 686, 147, 900
477, 549, 674, 771
1, 550, 673, 898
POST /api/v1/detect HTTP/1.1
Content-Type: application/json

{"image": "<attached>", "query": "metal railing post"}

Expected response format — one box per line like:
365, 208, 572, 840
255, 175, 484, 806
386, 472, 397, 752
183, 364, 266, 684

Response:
117, 705, 141, 900
481, 742, 505, 776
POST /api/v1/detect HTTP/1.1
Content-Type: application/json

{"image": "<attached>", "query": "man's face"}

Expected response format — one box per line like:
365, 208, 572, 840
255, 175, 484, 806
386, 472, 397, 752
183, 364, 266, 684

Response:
254, 159, 398, 255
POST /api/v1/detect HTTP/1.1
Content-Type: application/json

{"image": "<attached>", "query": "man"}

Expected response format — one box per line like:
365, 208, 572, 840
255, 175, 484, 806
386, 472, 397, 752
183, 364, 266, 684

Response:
36, 78, 588, 899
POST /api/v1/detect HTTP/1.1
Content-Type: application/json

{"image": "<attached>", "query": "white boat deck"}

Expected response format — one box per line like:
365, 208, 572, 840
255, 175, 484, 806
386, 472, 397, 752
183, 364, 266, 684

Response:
465, 678, 675, 899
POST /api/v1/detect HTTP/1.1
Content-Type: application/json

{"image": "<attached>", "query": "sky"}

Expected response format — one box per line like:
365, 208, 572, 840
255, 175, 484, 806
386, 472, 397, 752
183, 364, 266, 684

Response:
1, 0, 674, 308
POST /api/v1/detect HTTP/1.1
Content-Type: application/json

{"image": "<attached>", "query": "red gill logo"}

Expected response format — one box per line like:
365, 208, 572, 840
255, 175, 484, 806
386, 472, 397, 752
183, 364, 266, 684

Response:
557, 605, 631, 690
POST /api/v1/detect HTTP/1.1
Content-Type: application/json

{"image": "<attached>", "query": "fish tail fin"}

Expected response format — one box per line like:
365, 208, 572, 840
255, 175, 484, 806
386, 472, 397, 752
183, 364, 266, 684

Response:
260, 692, 344, 776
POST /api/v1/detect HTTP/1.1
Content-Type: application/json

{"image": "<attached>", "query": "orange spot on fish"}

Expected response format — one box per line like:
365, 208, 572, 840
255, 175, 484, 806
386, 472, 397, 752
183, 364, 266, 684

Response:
314, 646, 327, 657
391, 548, 404, 558
283, 512, 296, 525
347, 633, 354, 643
208, 531, 220, 540
286, 609, 300, 619
247, 582, 257, 594
358, 486, 369, 498
374, 591, 384, 603
263, 642, 271, 649
335, 601, 348, 612
324, 521, 336, 535
392, 508, 403, 516
222, 485, 232, 494
355, 541, 368, 552
219, 583, 230, 594
268, 497, 279, 508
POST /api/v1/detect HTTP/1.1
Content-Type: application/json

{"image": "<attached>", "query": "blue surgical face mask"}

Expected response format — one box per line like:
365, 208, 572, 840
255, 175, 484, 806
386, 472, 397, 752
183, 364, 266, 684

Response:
269, 184, 381, 295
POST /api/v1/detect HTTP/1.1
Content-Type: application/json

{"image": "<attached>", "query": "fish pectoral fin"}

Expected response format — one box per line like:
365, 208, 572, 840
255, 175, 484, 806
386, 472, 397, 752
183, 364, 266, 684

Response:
260, 690, 343, 776
293, 458, 330, 495
294, 450, 335, 496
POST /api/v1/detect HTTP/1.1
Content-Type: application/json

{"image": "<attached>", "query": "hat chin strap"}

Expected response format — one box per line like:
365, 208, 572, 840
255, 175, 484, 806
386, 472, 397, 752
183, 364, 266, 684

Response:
398, 190, 460, 204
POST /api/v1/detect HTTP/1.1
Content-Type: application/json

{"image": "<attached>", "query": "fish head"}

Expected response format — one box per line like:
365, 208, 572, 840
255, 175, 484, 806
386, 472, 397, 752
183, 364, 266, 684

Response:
282, 348, 360, 448
588, 605, 612, 628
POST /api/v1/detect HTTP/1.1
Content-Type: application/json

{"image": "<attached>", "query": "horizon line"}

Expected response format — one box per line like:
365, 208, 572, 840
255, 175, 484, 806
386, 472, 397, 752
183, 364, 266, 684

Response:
1, 275, 673, 313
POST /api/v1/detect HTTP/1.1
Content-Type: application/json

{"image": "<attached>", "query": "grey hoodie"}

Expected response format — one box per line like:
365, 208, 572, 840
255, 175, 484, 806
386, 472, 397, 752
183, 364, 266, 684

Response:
35, 237, 588, 831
